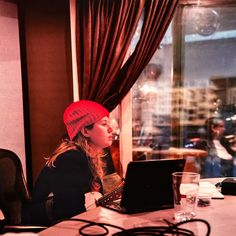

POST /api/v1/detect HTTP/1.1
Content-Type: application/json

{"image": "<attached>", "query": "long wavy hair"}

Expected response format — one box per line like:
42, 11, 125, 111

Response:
46, 124, 106, 182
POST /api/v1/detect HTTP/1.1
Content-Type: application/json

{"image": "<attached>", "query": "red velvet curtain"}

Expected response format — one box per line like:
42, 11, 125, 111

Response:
76, 0, 179, 111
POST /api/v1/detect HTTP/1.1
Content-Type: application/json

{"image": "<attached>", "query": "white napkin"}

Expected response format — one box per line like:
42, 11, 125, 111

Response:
199, 182, 224, 199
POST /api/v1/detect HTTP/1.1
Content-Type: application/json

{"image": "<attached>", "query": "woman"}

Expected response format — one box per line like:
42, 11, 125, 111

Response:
195, 116, 235, 177
29, 100, 114, 225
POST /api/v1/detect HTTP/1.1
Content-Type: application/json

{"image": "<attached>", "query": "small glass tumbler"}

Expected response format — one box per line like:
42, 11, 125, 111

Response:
172, 172, 200, 222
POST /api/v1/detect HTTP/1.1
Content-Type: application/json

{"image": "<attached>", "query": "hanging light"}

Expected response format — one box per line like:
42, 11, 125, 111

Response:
194, 8, 220, 36
138, 63, 163, 95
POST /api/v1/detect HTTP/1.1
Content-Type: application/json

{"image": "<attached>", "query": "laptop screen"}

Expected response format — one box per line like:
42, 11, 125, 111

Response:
120, 158, 186, 213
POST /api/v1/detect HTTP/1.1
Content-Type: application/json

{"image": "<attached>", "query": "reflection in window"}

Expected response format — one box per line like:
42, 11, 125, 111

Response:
132, 4, 236, 178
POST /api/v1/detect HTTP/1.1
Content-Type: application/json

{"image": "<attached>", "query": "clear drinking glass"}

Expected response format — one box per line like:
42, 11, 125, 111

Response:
172, 172, 200, 222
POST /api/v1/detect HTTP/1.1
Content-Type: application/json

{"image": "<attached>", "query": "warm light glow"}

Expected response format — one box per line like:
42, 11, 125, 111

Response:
139, 83, 157, 95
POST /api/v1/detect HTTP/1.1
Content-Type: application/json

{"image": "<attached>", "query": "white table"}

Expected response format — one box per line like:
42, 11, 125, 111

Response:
39, 179, 236, 236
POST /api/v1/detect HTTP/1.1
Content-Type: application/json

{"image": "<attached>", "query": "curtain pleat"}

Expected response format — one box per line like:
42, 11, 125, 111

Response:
76, 0, 179, 111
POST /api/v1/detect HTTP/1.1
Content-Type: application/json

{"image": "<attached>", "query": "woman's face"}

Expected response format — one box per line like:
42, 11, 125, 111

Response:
85, 116, 113, 149
212, 120, 225, 138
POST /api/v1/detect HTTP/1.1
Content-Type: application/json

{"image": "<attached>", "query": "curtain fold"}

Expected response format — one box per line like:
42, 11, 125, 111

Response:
76, 0, 179, 111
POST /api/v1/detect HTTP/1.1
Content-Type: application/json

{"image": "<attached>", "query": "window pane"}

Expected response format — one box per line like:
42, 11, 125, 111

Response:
132, 4, 236, 178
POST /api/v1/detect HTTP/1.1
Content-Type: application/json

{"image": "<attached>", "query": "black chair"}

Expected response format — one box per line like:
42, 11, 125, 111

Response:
0, 148, 46, 233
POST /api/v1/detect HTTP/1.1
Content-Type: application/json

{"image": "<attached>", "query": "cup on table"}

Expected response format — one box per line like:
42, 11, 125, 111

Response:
172, 172, 200, 222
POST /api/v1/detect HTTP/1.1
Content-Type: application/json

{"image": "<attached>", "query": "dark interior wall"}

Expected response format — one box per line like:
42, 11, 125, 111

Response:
19, 0, 73, 189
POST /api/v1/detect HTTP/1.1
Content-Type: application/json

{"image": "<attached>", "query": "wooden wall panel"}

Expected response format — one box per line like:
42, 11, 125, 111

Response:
19, 0, 73, 188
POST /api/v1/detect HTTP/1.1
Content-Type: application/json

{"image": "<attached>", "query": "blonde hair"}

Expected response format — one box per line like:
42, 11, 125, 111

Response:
46, 132, 106, 181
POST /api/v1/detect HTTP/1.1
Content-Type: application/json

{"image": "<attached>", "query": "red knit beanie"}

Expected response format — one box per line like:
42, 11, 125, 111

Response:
63, 100, 110, 140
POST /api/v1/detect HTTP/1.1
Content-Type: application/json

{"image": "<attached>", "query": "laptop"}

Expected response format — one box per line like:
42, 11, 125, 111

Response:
101, 158, 186, 213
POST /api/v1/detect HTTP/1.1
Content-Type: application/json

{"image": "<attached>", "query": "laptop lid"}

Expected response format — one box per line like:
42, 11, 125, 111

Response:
120, 158, 186, 213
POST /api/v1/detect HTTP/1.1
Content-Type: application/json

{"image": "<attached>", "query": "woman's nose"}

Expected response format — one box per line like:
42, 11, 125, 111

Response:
108, 125, 113, 133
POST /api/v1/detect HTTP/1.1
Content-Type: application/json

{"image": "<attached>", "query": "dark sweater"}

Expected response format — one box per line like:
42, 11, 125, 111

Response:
29, 148, 115, 226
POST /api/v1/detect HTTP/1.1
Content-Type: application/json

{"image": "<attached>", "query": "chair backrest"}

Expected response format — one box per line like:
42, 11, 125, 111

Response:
0, 148, 31, 225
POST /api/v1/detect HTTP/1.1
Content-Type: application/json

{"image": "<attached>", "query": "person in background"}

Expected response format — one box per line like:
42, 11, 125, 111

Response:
195, 116, 235, 177
29, 100, 115, 226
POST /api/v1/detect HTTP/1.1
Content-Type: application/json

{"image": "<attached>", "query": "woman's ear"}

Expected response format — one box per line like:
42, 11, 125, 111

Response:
81, 127, 90, 138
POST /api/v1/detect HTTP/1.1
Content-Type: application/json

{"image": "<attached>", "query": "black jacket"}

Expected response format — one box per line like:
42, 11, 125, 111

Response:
194, 136, 236, 157
29, 148, 115, 226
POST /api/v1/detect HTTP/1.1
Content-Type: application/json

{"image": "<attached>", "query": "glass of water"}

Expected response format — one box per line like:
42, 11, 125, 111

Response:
172, 172, 200, 222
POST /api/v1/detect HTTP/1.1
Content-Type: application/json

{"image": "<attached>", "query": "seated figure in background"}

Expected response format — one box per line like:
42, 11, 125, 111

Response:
194, 116, 235, 178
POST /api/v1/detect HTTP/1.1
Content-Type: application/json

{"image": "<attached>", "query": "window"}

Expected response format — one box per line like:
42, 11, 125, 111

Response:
131, 3, 236, 178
